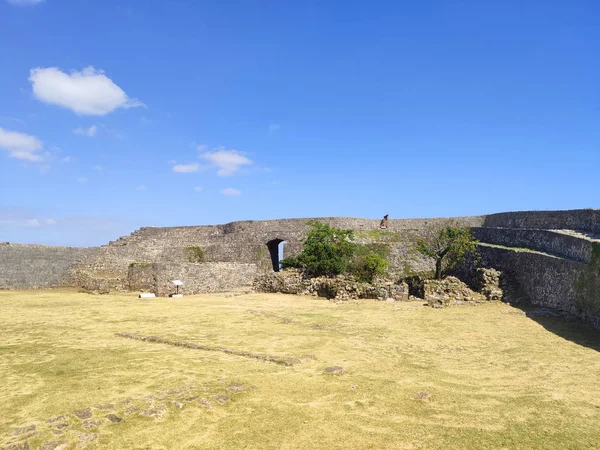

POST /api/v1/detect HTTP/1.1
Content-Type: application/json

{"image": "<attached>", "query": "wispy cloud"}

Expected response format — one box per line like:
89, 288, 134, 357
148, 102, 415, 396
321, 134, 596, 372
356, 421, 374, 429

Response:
77, 177, 88, 183
6, 0, 44, 5
172, 163, 200, 173
268, 123, 280, 134
73, 125, 98, 137
62, 156, 73, 163
29, 66, 144, 116
221, 188, 241, 196
193, 186, 203, 192
0, 116, 26, 126
136, 184, 147, 191
199, 146, 252, 176
0, 216, 56, 229
93, 164, 103, 172
0, 127, 44, 162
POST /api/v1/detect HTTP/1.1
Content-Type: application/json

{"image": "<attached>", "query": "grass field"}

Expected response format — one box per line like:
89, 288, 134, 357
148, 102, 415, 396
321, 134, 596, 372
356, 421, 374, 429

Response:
1, 290, 600, 449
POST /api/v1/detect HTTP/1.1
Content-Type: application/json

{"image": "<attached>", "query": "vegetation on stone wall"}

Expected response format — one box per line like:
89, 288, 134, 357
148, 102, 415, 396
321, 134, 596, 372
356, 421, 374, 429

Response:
575, 243, 600, 317
349, 244, 390, 283
129, 262, 152, 268
356, 229, 402, 242
281, 221, 356, 276
281, 221, 389, 282
415, 221, 479, 280
185, 246, 205, 263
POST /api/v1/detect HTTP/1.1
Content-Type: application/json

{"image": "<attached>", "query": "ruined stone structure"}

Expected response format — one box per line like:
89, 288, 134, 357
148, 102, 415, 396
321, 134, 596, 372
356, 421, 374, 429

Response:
1, 209, 599, 327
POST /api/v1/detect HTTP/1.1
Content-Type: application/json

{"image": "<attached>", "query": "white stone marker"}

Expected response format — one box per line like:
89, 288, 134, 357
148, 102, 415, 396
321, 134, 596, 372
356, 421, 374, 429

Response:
139, 293, 156, 298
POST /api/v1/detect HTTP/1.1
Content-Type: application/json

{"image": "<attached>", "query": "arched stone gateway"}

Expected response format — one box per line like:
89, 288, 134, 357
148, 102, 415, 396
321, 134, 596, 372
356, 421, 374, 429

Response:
266, 239, 287, 272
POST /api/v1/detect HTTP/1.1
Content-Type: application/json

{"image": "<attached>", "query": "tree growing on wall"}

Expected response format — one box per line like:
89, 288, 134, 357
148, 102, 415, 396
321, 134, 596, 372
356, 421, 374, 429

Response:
415, 222, 479, 280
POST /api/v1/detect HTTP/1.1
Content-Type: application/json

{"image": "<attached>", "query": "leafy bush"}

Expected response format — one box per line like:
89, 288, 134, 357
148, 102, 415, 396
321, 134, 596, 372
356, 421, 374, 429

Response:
281, 220, 357, 277
348, 245, 390, 283
185, 246, 205, 263
281, 221, 390, 282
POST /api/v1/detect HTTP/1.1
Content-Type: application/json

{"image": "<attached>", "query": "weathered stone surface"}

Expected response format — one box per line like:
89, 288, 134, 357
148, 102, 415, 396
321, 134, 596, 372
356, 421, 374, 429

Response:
72, 408, 92, 420
9, 426, 36, 436
472, 268, 503, 300
129, 262, 257, 296
324, 366, 345, 374
253, 269, 409, 301
104, 414, 122, 423
423, 276, 486, 308
39, 441, 68, 450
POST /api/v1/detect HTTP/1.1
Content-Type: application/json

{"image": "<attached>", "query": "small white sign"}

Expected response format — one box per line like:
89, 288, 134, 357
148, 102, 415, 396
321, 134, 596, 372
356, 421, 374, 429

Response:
171, 280, 184, 286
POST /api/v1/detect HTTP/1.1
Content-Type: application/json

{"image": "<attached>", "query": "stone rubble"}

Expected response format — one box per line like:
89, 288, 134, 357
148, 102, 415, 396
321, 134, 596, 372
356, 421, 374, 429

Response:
253, 269, 409, 301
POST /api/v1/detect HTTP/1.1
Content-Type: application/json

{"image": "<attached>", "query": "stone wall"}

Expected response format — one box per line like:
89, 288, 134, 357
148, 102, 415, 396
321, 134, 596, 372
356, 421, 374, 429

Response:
69, 215, 484, 290
471, 227, 593, 263
253, 269, 409, 301
483, 209, 600, 234
0, 243, 93, 289
128, 262, 257, 296
454, 244, 592, 321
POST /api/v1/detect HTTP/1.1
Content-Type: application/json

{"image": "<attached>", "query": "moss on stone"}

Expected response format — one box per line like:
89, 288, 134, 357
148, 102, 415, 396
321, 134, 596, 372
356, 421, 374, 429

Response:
356, 229, 402, 242
185, 246, 205, 263
129, 262, 152, 269
575, 242, 600, 317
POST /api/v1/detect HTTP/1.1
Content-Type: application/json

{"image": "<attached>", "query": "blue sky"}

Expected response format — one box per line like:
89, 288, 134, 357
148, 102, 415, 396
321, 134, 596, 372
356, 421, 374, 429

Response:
0, 0, 598, 246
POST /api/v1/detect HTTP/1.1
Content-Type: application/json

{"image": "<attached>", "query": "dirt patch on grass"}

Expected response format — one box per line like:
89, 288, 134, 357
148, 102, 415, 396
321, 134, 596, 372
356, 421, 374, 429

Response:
116, 332, 302, 366
0, 380, 257, 449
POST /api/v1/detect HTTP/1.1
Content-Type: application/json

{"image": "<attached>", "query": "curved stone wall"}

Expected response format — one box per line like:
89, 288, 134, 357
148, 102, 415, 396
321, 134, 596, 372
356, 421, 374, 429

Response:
484, 209, 600, 234
471, 227, 593, 263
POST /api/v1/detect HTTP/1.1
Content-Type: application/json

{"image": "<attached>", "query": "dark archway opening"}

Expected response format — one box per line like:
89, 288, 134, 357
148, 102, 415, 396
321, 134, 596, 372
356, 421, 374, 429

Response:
266, 239, 287, 272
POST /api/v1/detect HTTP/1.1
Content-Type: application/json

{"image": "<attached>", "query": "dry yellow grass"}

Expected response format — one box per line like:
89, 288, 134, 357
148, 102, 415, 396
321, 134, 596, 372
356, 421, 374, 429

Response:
1, 289, 600, 449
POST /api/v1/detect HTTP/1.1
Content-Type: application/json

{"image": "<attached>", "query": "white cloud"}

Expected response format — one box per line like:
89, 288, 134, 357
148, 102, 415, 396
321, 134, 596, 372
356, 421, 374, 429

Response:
93, 164, 103, 172
0, 215, 55, 228
24, 218, 41, 227
0, 127, 43, 162
62, 156, 73, 163
196, 144, 208, 152
200, 147, 252, 176
221, 188, 241, 196
172, 163, 199, 173
193, 186, 203, 192
77, 177, 88, 183
137, 184, 147, 191
268, 123, 280, 133
29, 66, 144, 116
73, 125, 98, 137
6, 0, 44, 5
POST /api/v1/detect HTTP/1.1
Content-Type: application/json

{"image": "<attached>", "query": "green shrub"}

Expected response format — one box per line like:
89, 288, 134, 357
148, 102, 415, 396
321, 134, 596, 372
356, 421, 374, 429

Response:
185, 246, 205, 263
280, 221, 356, 277
349, 248, 389, 283
281, 222, 390, 282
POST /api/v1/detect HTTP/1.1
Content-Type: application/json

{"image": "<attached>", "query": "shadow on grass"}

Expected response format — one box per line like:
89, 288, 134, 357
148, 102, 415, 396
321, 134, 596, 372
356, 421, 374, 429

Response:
515, 304, 600, 352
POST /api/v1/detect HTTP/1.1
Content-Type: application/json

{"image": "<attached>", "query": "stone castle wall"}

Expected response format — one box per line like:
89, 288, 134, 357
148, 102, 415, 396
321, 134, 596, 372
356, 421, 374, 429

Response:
0, 243, 94, 289
1, 209, 599, 329
454, 245, 587, 314
70, 215, 484, 291
484, 209, 600, 234
128, 262, 257, 296
471, 227, 593, 263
